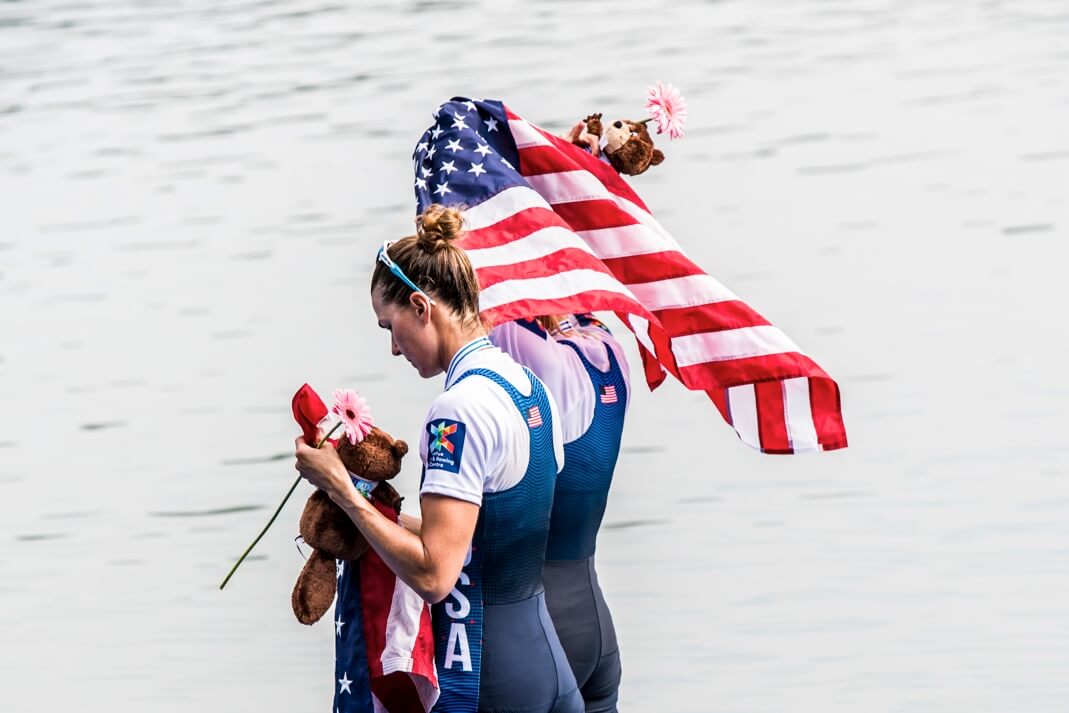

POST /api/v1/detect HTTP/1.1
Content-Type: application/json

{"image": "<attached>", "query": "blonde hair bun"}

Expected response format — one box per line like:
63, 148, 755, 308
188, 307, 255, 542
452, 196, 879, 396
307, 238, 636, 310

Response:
416, 204, 465, 252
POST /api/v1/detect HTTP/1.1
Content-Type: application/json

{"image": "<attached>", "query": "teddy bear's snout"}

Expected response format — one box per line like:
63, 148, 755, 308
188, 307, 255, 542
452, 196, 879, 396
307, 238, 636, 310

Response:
613, 120, 623, 129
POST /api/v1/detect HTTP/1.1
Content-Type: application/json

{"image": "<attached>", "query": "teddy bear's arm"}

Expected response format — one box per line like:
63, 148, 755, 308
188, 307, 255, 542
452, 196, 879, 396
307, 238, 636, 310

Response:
583, 112, 604, 137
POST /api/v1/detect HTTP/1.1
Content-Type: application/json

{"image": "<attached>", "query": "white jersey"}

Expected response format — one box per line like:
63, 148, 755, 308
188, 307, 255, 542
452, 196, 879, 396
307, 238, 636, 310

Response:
418, 337, 565, 506
489, 318, 631, 445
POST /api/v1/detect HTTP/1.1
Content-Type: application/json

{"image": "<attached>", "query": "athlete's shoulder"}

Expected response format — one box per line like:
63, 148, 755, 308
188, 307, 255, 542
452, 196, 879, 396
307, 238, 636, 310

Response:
511, 318, 552, 340
422, 379, 507, 483
432, 353, 529, 419
488, 319, 552, 357
427, 377, 497, 422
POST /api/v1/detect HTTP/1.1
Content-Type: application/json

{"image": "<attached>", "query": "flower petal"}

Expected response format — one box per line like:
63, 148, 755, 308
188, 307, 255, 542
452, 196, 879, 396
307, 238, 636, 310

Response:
330, 388, 375, 444
645, 81, 688, 140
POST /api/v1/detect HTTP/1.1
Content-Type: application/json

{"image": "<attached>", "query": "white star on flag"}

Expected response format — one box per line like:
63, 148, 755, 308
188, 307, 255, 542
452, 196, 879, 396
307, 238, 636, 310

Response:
338, 672, 352, 694
335, 618, 345, 636
452, 114, 468, 130
462, 100, 477, 112
484, 116, 499, 132
440, 160, 457, 174
415, 177, 427, 189
430, 126, 443, 139
420, 165, 432, 178
468, 162, 486, 177
434, 182, 451, 196
416, 141, 428, 154
474, 143, 491, 157
426, 144, 436, 159
446, 138, 462, 153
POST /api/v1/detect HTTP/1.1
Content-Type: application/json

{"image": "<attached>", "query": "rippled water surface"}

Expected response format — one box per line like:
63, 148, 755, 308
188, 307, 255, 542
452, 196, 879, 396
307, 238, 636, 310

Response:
2, 1, 1068, 711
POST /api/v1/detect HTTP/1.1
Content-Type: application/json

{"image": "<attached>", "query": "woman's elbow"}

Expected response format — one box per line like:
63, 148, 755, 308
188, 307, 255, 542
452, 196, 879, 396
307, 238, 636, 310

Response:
420, 580, 454, 605
411, 573, 457, 605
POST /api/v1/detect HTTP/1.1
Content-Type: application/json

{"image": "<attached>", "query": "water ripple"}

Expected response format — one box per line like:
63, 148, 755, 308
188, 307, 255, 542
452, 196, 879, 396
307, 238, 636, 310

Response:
150, 505, 266, 518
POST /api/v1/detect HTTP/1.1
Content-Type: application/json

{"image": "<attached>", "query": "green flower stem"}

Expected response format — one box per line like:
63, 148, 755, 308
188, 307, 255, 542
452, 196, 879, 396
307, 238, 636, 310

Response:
219, 421, 344, 590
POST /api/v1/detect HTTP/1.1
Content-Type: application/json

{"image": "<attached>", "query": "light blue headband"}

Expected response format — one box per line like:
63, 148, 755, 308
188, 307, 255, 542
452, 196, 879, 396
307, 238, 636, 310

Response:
376, 240, 436, 305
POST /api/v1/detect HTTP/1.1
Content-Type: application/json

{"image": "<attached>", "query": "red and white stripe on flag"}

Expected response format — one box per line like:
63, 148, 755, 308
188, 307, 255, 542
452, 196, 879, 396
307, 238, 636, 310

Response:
360, 501, 439, 712
453, 106, 846, 454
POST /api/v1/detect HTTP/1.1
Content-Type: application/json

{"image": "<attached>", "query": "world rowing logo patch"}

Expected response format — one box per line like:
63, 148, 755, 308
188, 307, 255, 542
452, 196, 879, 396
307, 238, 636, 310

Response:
427, 419, 466, 473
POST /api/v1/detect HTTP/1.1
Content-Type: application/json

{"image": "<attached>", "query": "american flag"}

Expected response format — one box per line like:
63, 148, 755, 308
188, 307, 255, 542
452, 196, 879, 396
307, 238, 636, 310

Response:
334, 501, 440, 713
527, 404, 544, 429
600, 384, 619, 405
413, 98, 847, 454
292, 385, 439, 713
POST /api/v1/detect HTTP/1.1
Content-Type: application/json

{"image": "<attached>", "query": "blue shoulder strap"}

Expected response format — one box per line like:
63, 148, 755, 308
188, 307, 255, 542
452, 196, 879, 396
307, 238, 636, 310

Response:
558, 338, 622, 381
453, 366, 542, 414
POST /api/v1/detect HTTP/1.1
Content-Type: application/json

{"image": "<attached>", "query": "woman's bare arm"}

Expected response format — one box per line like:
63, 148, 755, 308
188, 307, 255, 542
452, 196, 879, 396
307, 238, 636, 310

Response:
398, 512, 422, 535
295, 436, 475, 603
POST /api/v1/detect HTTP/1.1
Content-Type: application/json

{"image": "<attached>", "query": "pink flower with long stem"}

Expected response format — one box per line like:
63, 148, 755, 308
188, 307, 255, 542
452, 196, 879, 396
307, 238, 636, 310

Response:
645, 82, 688, 140
331, 389, 374, 445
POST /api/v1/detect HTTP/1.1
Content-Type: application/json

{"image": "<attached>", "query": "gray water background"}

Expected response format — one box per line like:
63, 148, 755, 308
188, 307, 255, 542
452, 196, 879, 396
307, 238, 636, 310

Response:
2, 0, 1068, 710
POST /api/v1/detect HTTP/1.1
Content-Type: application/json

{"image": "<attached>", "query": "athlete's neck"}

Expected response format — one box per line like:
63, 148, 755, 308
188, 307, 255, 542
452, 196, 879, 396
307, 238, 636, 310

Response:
434, 311, 487, 375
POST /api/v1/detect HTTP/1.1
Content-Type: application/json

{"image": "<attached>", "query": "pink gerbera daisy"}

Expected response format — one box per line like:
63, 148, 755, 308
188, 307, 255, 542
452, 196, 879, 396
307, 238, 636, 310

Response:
331, 389, 374, 445
645, 82, 687, 140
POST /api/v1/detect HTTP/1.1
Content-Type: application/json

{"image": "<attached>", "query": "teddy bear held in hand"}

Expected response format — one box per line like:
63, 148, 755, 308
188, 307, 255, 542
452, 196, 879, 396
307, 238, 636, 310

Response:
583, 112, 665, 176
291, 426, 409, 625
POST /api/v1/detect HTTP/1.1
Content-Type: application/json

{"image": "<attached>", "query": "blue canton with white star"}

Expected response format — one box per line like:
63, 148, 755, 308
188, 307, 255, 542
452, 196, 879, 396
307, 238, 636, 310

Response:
412, 97, 522, 214
334, 557, 374, 712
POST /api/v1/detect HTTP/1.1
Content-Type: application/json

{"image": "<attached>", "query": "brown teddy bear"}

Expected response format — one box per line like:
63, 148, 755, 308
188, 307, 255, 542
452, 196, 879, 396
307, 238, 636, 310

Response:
583, 112, 665, 176
291, 427, 408, 625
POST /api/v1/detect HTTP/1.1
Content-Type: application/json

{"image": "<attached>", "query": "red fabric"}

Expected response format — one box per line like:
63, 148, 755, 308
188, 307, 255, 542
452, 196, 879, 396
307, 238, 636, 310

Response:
292, 383, 328, 446
755, 381, 790, 454
361, 499, 438, 711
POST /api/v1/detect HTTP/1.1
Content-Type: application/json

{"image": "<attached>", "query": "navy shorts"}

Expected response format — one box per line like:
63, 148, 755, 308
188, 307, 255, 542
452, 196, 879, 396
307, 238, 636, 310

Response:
543, 558, 621, 713
478, 592, 584, 713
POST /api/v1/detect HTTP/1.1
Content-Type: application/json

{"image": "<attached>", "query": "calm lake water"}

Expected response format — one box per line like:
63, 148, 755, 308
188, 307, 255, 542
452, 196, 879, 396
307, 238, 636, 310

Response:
2, 0, 1068, 710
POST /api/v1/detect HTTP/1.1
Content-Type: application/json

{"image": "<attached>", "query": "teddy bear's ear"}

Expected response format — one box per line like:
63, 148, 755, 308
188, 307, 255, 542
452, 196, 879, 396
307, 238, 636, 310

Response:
650, 149, 665, 166
393, 440, 409, 459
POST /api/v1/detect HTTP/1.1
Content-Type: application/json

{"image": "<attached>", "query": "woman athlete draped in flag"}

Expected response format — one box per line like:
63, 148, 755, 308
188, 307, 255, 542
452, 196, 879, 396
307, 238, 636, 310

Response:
490, 315, 629, 713
473, 122, 629, 713
295, 205, 583, 713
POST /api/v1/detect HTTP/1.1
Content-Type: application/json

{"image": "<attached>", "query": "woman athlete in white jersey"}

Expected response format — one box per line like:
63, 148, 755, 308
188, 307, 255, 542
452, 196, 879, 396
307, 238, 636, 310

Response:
295, 205, 583, 713
491, 315, 630, 713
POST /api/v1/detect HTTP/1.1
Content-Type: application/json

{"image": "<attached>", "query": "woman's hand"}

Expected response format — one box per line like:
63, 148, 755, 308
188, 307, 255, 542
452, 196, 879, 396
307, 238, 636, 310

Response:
294, 435, 354, 503
564, 121, 600, 157
291, 436, 477, 602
